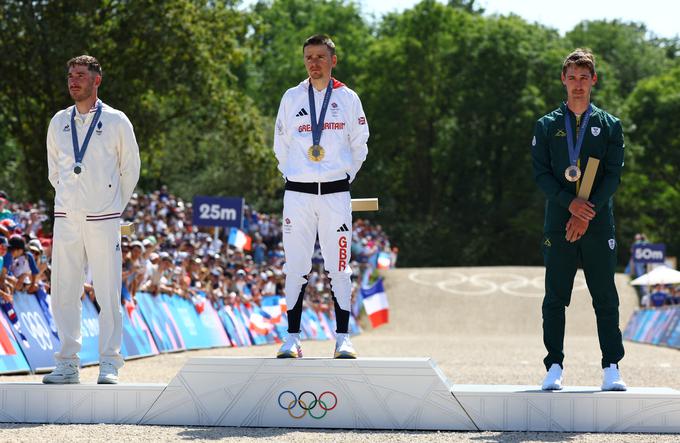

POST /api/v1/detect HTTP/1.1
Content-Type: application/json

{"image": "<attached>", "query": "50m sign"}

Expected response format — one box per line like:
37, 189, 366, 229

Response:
192, 196, 244, 228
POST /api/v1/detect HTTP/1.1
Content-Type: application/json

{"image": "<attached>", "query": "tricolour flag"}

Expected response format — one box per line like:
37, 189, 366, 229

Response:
377, 252, 391, 270
260, 296, 283, 324
228, 227, 252, 251
361, 277, 389, 328
248, 309, 275, 335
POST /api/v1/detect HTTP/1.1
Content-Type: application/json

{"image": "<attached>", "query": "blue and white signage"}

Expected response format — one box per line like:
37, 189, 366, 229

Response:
192, 196, 244, 228
633, 243, 666, 264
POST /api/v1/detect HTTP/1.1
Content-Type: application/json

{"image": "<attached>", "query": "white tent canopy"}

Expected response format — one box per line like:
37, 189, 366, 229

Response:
630, 265, 680, 286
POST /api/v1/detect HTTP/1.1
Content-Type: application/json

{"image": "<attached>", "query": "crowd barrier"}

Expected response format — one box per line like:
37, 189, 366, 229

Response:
623, 306, 680, 349
0, 291, 362, 375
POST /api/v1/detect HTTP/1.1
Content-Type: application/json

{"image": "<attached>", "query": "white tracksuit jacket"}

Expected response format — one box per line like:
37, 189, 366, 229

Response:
274, 78, 369, 183
273, 78, 368, 328
46, 100, 140, 367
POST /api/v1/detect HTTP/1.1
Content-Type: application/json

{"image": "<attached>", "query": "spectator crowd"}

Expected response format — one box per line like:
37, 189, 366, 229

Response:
0, 187, 398, 326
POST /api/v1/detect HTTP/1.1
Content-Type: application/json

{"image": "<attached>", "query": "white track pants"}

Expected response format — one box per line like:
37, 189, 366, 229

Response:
51, 213, 124, 368
283, 190, 353, 313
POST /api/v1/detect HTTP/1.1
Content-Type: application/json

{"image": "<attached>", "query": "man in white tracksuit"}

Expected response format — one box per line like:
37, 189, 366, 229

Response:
43, 55, 140, 384
274, 34, 369, 359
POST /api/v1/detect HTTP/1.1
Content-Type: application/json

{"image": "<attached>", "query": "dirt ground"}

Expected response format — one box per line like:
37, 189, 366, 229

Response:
1, 266, 678, 442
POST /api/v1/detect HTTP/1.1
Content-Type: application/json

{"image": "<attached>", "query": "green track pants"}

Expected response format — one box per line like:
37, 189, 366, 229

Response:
541, 227, 625, 370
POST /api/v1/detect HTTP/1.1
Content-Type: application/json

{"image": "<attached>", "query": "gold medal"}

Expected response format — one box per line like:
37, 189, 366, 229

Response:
308, 144, 325, 162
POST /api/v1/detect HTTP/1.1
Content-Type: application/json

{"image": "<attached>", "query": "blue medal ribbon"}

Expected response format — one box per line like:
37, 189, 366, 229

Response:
71, 100, 103, 171
564, 103, 592, 168
308, 79, 333, 147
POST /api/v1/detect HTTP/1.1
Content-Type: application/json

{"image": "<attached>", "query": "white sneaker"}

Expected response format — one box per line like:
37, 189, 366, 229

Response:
334, 333, 357, 359
277, 333, 302, 358
43, 361, 80, 384
601, 364, 627, 391
541, 363, 563, 390
97, 362, 119, 384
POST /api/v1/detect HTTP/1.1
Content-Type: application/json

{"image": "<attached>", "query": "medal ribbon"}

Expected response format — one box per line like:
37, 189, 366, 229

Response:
308, 79, 333, 147
71, 100, 103, 166
564, 103, 591, 167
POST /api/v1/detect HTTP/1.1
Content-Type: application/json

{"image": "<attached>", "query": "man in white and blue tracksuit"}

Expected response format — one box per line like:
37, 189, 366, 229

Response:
44, 55, 140, 384
273, 34, 369, 358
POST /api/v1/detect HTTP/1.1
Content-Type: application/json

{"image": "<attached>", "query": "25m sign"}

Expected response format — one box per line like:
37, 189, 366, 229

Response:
192, 196, 244, 228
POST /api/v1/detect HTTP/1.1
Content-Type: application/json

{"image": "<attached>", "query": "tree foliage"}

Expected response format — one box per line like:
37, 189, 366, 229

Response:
1, 0, 679, 265
0, 0, 279, 208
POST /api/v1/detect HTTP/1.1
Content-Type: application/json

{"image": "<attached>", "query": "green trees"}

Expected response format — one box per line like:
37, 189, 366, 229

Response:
1, 0, 678, 265
620, 67, 680, 253
356, 2, 569, 265
0, 0, 279, 206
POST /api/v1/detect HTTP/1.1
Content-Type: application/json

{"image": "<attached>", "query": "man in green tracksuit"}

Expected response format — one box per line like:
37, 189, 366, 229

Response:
531, 48, 627, 391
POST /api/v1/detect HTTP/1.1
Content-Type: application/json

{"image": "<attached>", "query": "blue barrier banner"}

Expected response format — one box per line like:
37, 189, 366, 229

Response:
318, 311, 334, 338
35, 287, 59, 341
164, 295, 206, 350
192, 195, 244, 229
241, 303, 267, 345
121, 300, 159, 359
135, 292, 186, 352
624, 307, 680, 350
300, 308, 326, 340
0, 310, 31, 374
79, 296, 100, 366
164, 295, 230, 350
197, 297, 231, 348
236, 303, 264, 345
11, 292, 60, 371
664, 310, 680, 347
217, 303, 247, 347
349, 313, 362, 335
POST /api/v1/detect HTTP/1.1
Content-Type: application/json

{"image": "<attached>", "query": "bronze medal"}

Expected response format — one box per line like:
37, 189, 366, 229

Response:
564, 165, 581, 182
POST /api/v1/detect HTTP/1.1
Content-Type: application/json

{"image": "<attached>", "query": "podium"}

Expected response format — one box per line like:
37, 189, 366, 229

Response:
1, 357, 679, 433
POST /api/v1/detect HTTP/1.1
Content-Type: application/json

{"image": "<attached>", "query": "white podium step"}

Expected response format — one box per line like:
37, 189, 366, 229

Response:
0, 383, 164, 424
453, 384, 680, 433
140, 357, 475, 430
1, 358, 679, 433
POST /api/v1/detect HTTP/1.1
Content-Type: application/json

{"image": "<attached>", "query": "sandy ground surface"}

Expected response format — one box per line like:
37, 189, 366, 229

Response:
1, 266, 679, 442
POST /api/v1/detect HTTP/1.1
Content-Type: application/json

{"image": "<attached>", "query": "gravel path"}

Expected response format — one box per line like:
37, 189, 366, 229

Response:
1, 266, 678, 442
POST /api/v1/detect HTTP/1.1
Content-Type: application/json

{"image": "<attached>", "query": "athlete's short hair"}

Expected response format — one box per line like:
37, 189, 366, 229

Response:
303, 34, 336, 57
562, 48, 595, 76
67, 55, 102, 77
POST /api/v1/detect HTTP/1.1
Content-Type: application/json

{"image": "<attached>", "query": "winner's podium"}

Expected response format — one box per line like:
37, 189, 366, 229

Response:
1, 357, 679, 433
141, 357, 474, 429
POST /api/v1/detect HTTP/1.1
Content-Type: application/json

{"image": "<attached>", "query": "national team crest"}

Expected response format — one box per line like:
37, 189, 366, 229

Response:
591, 127, 601, 136
608, 238, 616, 250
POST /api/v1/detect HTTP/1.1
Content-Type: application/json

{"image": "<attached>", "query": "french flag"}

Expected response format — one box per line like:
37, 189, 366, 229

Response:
260, 296, 283, 324
361, 278, 389, 328
377, 252, 391, 270
248, 309, 275, 335
228, 227, 252, 251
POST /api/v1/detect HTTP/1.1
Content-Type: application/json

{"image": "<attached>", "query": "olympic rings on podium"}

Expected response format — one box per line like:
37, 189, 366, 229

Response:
277, 390, 338, 419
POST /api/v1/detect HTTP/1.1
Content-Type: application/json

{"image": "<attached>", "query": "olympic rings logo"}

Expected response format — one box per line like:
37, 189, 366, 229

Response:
277, 390, 337, 419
